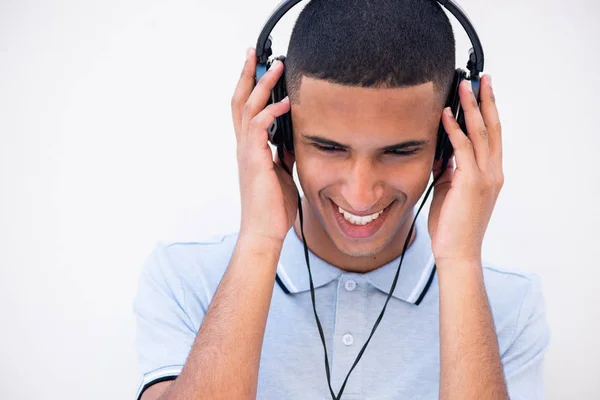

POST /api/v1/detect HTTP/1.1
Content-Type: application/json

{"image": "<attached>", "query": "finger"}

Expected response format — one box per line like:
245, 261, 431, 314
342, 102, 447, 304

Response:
441, 107, 478, 172
429, 156, 454, 239
431, 155, 454, 185
459, 79, 490, 171
246, 97, 291, 152
241, 59, 285, 139
231, 48, 257, 141
479, 75, 503, 173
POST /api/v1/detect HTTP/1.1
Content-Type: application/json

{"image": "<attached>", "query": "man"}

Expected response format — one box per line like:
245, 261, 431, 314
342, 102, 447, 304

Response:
133, 0, 550, 399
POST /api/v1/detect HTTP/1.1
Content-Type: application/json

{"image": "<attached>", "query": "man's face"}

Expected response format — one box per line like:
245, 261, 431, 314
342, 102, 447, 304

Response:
291, 76, 443, 258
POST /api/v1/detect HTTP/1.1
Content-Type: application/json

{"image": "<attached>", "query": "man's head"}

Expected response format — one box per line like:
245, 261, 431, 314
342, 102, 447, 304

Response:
285, 0, 456, 261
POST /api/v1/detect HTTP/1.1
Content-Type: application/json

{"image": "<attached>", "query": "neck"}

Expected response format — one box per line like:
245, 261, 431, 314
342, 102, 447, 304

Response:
292, 197, 417, 273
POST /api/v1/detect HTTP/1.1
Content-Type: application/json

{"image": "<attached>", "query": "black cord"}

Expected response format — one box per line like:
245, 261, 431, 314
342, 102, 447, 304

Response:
331, 167, 446, 399
277, 144, 337, 399
278, 144, 448, 399
298, 191, 338, 399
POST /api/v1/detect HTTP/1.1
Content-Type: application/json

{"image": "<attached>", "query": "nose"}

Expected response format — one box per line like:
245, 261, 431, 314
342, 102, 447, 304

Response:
340, 157, 384, 212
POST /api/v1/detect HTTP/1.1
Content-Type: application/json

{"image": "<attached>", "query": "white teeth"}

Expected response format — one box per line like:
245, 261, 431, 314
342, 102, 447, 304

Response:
338, 206, 384, 226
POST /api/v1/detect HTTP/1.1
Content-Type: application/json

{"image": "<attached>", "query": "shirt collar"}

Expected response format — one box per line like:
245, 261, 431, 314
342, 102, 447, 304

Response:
276, 207, 436, 305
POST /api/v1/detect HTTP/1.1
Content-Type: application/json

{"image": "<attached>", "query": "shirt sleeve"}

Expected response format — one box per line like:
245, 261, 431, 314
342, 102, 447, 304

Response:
132, 242, 199, 399
502, 273, 551, 400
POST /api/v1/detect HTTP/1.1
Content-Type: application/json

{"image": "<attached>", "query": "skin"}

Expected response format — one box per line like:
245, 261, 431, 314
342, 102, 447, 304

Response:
142, 47, 508, 399
290, 76, 441, 272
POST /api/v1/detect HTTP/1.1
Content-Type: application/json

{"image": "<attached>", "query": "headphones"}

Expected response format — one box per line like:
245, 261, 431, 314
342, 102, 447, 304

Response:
255, 0, 485, 171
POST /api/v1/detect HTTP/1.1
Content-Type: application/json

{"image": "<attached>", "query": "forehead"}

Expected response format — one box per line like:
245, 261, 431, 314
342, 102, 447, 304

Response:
292, 76, 440, 142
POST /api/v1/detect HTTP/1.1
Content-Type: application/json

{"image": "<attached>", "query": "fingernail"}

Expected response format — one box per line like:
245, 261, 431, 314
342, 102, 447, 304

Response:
269, 60, 281, 70
444, 107, 453, 117
488, 75, 493, 89
246, 48, 253, 59
281, 96, 290, 103
465, 80, 473, 93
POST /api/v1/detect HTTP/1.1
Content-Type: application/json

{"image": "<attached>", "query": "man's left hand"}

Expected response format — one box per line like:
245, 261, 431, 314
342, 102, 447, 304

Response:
428, 74, 504, 265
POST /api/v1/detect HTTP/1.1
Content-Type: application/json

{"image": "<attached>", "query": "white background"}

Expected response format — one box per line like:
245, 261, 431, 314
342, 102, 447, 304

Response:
1, 0, 598, 398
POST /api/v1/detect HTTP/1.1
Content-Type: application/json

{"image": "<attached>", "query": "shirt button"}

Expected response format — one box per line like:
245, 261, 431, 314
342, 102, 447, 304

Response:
342, 333, 354, 346
345, 279, 357, 291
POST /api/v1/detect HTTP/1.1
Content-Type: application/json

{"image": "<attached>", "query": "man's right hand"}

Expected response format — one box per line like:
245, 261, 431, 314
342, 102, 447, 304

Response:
231, 47, 299, 244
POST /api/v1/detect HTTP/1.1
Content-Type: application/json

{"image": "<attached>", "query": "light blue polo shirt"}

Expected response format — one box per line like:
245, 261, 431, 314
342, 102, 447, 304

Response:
133, 208, 550, 399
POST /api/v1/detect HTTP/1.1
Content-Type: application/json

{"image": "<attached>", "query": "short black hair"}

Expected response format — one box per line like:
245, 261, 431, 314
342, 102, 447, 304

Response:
285, 0, 456, 106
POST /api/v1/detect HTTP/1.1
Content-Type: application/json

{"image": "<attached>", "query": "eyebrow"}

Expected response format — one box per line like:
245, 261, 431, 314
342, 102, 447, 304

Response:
303, 134, 429, 151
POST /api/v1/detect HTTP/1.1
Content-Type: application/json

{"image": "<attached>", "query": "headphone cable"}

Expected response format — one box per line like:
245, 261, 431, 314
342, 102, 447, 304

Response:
278, 144, 447, 399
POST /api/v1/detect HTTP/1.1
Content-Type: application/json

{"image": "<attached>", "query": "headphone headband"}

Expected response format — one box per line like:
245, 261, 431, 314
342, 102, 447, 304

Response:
255, 0, 484, 76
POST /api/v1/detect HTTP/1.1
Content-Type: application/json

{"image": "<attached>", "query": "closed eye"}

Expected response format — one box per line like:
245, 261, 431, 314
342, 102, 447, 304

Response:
385, 148, 420, 156
312, 143, 421, 157
312, 143, 344, 153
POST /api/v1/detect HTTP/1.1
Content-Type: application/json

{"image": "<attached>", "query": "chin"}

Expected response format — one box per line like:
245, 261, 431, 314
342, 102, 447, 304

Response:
331, 236, 391, 258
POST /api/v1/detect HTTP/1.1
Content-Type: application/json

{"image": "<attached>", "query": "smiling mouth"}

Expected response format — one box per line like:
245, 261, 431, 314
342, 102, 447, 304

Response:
329, 199, 393, 239
336, 205, 387, 225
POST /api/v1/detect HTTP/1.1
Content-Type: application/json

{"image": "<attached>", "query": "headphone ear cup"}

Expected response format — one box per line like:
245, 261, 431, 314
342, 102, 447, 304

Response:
267, 56, 294, 151
435, 69, 467, 165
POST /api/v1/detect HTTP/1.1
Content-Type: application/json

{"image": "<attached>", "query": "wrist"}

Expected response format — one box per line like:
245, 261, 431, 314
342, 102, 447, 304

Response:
236, 232, 285, 256
435, 257, 482, 271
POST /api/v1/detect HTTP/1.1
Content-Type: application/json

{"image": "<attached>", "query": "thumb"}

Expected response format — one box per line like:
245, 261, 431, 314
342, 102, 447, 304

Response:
432, 156, 454, 187
274, 146, 296, 177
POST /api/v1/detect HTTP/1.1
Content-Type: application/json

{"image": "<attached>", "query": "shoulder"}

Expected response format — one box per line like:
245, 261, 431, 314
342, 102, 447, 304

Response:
481, 261, 544, 310
158, 231, 240, 275
138, 231, 241, 307
482, 261, 543, 300
481, 261, 548, 347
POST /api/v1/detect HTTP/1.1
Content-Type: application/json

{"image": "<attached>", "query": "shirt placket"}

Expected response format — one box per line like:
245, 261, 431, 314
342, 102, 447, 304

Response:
331, 273, 367, 399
